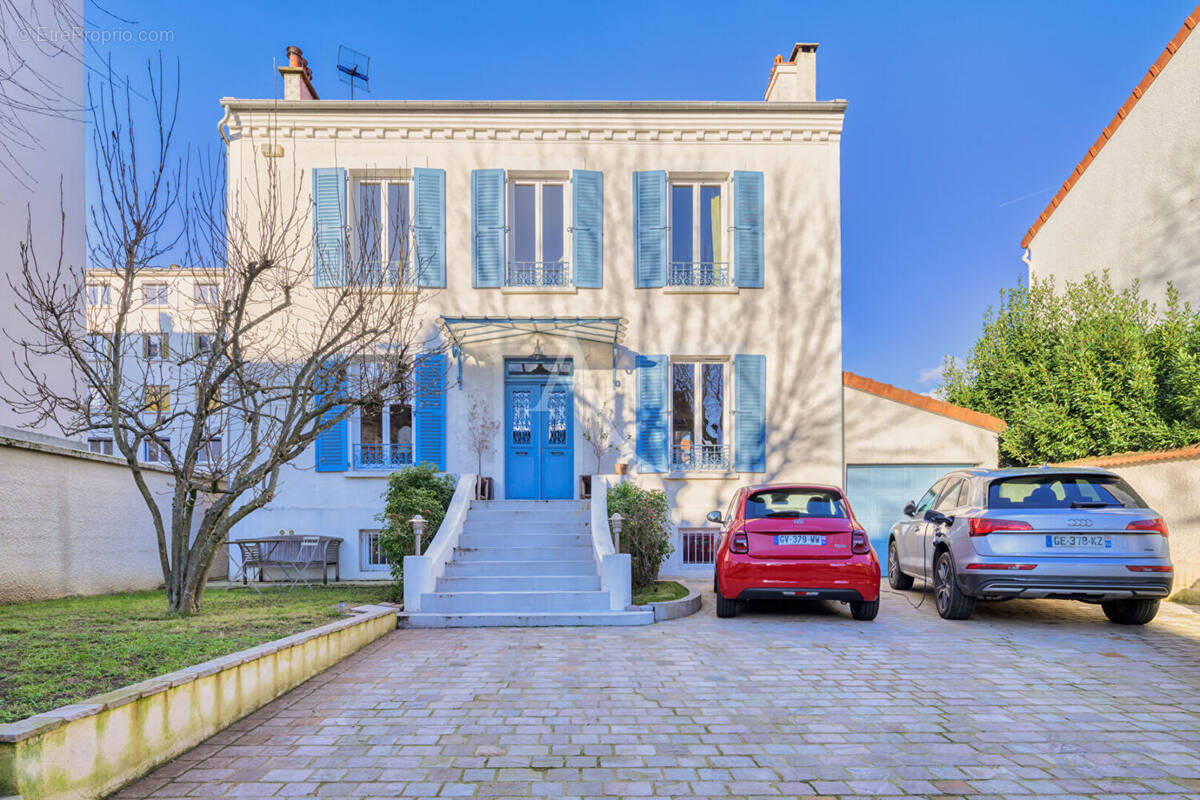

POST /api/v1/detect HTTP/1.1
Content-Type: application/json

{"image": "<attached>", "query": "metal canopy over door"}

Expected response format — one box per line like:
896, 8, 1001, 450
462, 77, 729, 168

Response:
844, 464, 972, 574
504, 358, 574, 499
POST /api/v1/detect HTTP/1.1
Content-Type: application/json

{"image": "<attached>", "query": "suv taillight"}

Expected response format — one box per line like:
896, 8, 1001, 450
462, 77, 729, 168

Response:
1127, 518, 1169, 537
969, 518, 1034, 536
730, 531, 749, 554
851, 529, 871, 555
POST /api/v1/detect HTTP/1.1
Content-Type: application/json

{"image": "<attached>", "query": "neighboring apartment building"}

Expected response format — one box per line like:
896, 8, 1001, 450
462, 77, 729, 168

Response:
1023, 5, 1200, 305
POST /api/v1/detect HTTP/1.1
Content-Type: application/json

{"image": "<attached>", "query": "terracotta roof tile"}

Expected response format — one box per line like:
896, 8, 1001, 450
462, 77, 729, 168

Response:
1054, 444, 1200, 468
1021, 4, 1200, 248
842, 372, 1007, 433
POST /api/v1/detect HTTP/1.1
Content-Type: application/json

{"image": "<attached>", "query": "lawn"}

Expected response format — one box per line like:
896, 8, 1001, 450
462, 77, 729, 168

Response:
0, 585, 392, 723
632, 580, 689, 605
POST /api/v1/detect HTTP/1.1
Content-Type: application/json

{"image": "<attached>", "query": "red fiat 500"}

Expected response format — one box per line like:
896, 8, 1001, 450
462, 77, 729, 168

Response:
711, 484, 881, 620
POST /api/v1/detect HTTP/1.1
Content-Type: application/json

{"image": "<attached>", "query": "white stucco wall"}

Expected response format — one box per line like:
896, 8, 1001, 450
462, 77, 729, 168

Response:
0, 429, 173, 603
1025, 22, 1200, 306
842, 386, 1000, 467
1064, 456, 1200, 593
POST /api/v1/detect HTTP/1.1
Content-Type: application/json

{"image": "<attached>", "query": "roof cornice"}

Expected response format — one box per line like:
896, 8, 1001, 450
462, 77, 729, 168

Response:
220, 98, 847, 114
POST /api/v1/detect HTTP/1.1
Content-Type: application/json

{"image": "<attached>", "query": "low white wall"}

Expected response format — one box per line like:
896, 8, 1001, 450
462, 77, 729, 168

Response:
843, 386, 1000, 467
1066, 455, 1200, 592
0, 428, 187, 604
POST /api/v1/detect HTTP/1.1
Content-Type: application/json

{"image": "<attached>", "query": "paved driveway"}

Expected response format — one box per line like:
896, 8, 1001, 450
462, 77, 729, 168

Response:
121, 589, 1200, 799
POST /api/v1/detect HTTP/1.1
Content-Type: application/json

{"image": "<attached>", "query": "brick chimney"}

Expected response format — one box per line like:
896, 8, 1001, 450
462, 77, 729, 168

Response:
277, 45, 319, 100
764, 43, 817, 102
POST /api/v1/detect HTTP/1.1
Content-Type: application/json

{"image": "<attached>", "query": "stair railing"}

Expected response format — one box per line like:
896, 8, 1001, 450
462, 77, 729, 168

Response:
403, 473, 476, 612
589, 474, 633, 610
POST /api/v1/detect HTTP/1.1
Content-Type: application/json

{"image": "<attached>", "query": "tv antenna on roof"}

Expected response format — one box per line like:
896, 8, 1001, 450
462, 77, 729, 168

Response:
337, 45, 370, 99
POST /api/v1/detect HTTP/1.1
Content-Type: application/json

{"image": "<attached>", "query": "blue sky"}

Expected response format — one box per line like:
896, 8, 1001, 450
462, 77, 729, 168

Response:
85, 0, 1198, 392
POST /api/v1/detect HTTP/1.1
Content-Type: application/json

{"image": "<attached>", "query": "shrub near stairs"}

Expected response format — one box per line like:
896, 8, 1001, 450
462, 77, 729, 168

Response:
606, 482, 675, 591
378, 463, 456, 598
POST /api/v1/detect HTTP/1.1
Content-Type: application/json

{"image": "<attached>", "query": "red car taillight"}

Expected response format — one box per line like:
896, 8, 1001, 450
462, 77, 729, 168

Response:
729, 531, 749, 554
968, 518, 1034, 536
1126, 564, 1173, 572
1127, 518, 1169, 537
966, 563, 1036, 570
850, 529, 871, 555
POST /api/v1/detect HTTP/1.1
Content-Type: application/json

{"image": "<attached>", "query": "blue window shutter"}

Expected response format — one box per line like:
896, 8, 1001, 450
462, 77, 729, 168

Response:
635, 354, 668, 473
733, 170, 764, 288
571, 169, 603, 288
313, 365, 348, 472
734, 354, 766, 472
414, 353, 447, 470
312, 167, 347, 287
633, 170, 667, 288
471, 169, 506, 288
412, 168, 446, 288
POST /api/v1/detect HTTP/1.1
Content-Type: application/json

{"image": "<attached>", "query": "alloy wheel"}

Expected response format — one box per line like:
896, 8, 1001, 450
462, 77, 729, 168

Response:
935, 556, 952, 614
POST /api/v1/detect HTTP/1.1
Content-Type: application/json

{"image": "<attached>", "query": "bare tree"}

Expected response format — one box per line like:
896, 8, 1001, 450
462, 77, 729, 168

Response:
3, 59, 436, 614
459, 395, 499, 497
580, 402, 625, 473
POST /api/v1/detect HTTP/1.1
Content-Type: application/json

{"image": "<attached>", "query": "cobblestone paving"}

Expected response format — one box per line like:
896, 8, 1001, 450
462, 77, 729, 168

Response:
120, 589, 1200, 799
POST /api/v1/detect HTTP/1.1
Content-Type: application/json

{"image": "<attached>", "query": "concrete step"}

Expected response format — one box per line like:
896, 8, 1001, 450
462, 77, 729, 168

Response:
461, 521, 590, 534
454, 545, 594, 562
470, 501, 589, 513
399, 609, 654, 628
458, 532, 592, 548
435, 574, 602, 592
443, 560, 598, 577
419, 590, 611, 613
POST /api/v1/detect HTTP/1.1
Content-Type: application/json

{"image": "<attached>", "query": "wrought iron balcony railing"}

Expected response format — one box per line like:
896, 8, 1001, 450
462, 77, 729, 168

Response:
667, 261, 731, 287
670, 443, 731, 472
353, 442, 414, 471
506, 260, 571, 288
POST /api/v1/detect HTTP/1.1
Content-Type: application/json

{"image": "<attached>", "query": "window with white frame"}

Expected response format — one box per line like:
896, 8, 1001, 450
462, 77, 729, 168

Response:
354, 179, 411, 284
508, 178, 567, 287
670, 359, 728, 471
142, 283, 168, 306
143, 333, 169, 360
355, 396, 414, 470
194, 283, 219, 305
88, 437, 113, 456
143, 437, 169, 463
669, 181, 726, 286
87, 283, 111, 306
194, 332, 216, 356
360, 529, 388, 571
197, 436, 222, 464
679, 527, 717, 565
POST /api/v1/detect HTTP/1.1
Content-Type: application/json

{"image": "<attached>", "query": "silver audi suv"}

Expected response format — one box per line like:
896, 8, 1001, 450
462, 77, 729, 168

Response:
887, 467, 1173, 624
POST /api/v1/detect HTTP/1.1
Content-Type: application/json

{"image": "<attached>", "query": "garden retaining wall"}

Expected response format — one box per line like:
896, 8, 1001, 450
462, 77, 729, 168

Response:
0, 604, 397, 800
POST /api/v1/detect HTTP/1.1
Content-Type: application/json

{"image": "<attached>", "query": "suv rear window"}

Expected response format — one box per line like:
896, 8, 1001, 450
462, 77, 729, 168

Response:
987, 475, 1146, 510
745, 489, 848, 519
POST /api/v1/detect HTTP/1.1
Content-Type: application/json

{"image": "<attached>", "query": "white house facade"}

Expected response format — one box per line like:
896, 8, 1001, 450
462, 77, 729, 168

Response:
215, 44, 847, 579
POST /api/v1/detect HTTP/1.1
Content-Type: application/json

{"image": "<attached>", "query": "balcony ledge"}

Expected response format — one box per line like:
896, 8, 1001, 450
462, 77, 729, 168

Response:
663, 471, 740, 481
662, 285, 739, 294
500, 285, 579, 295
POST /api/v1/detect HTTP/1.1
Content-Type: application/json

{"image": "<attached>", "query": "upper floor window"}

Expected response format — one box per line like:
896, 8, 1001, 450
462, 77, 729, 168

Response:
194, 283, 219, 306
508, 179, 567, 287
354, 179, 411, 284
194, 333, 216, 356
197, 383, 221, 412
144, 384, 170, 414
87, 283, 111, 306
143, 333, 169, 360
669, 182, 727, 287
143, 437, 169, 463
142, 283, 168, 306
670, 359, 728, 471
198, 436, 222, 465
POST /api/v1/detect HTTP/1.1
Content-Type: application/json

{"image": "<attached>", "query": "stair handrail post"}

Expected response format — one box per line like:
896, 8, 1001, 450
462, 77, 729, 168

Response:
411, 515, 426, 556
609, 512, 623, 553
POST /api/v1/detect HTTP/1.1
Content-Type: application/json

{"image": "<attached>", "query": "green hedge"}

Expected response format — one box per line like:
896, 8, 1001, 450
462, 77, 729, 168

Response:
607, 481, 674, 591
377, 463, 456, 598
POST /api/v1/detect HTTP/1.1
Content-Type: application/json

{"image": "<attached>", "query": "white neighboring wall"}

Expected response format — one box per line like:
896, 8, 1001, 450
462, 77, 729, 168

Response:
0, 427, 178, 603
1023, 14, 1200, 306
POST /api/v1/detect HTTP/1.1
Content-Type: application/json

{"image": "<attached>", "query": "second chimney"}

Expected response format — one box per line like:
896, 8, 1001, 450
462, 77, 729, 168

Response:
764, 43, 817, 102
278, 45, 319, 100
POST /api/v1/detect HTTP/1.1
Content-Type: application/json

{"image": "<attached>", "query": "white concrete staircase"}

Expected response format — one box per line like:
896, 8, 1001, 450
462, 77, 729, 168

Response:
400, 500, 653, 628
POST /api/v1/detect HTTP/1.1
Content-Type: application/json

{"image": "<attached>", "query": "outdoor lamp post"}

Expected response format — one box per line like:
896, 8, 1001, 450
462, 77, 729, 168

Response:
410, 515, 426, 555
609, 512, 623, 552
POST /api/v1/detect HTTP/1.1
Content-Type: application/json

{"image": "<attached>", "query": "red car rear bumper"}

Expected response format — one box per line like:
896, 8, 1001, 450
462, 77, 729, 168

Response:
717, 553, 881, 602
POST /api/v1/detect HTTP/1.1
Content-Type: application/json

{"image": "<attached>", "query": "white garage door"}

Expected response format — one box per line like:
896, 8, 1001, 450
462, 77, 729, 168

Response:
845, 464, 971, 573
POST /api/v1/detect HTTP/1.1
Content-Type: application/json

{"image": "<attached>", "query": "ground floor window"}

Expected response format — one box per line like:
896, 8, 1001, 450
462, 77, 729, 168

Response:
360, 529, 388, 571
680, 528, 717, 565
143, 437, 168, 463
355, 397, 413, 470
670, 360, 728, 471
88, 437, 113, 455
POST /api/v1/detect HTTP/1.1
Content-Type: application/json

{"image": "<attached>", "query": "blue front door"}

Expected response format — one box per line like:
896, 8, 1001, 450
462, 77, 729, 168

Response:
504, 359, 574, 499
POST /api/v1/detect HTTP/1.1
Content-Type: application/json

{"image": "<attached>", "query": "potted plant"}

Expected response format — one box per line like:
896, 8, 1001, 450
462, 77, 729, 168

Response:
460, 396, 500, 500
579, 403, 627, 499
